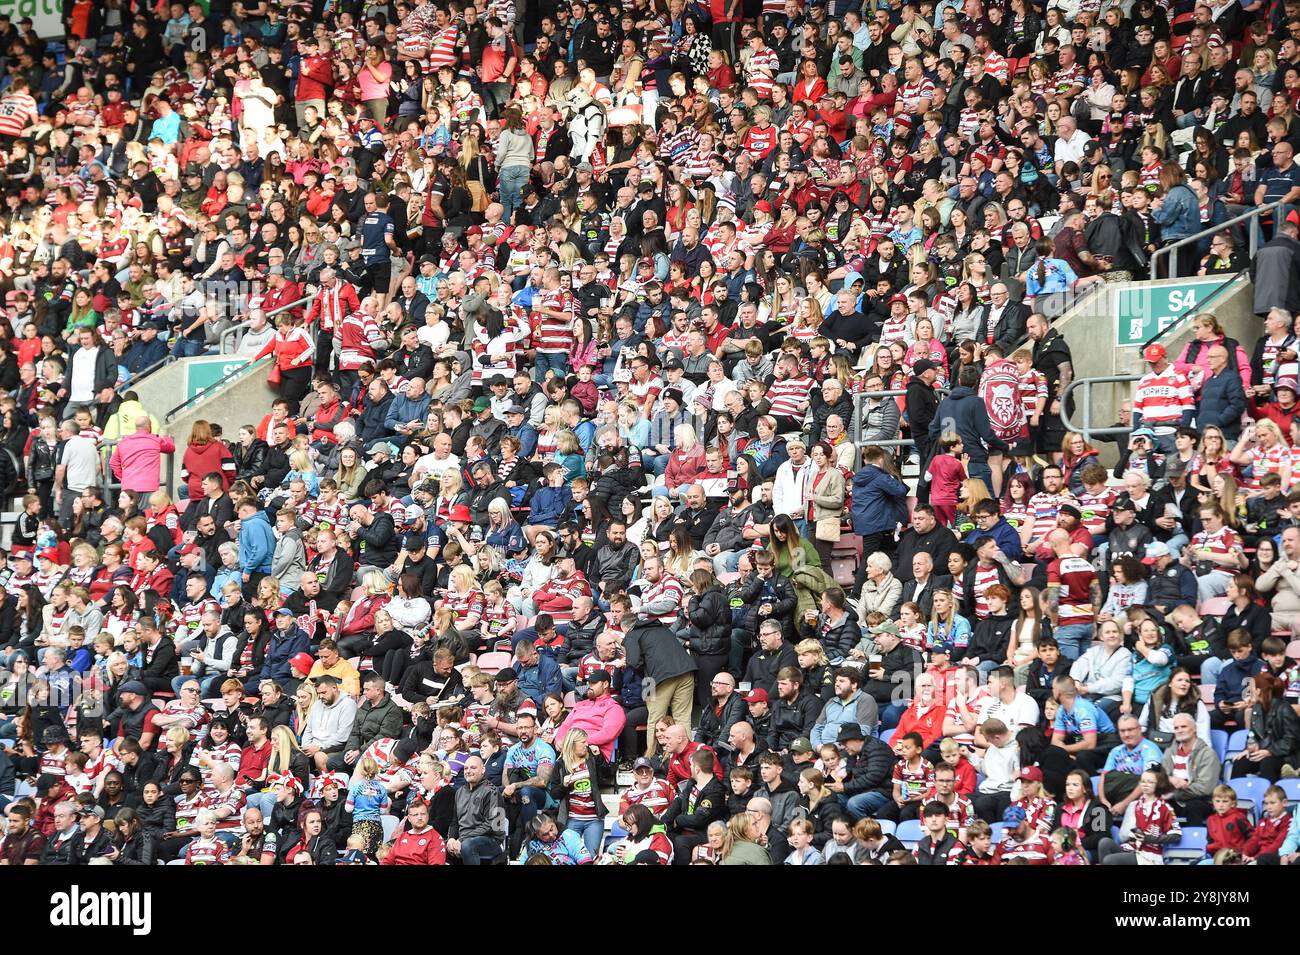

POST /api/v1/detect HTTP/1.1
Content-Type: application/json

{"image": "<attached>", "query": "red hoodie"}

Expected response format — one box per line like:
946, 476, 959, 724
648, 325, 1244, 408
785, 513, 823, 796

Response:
1243, 811, 1291, 857
1207, 806, 1253, 854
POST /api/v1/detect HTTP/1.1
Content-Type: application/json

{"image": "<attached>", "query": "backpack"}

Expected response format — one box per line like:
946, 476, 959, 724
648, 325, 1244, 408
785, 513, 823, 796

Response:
978, 358, 1026, 443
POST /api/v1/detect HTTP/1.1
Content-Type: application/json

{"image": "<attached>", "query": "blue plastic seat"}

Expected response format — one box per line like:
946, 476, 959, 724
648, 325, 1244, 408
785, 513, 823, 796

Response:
1209, 729, 1229, 763
895, 819, 923, 847
1166, 826, 1208, 864
1228, 777, 1271, 822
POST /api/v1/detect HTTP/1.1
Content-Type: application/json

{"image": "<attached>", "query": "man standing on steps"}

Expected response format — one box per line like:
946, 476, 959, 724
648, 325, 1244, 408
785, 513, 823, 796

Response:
1027, 313, 1074, 457
109, 415, 176, 497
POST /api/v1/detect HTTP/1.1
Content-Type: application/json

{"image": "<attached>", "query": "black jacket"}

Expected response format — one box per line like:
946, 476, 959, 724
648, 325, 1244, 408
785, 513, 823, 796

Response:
115, 830, 158, 865
661, 776, 727, 834
742, 642, 799, 698
905, 377, 941, 451
842, 736, 896, 795
798, 611, 861, 661
233, 439, 270, 484
976, 301, 1031, 354
681, 586, 730, 656
624, 618, 699, 684
898, 573, 955, 620
863, 643, 924, 705
696, 692, 747, 749
914, 831, 962, 865
356, 512, 398, 567
739, 569, 798, 639
1252, 699, 1300, 763
967, 612, 1015, 664
894, 528, 958, 581
768, 689, 821, 751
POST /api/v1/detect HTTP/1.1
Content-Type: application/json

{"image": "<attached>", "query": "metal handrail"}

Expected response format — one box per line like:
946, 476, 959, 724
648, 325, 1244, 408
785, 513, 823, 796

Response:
1141, 272, 1247, 348
97, 437, 177, 502
1149, 200, 1283, 280
852, 387, 951, 464
164, 355, 273, 423
1059, 374, 1141, 443
219, 291, 316, 354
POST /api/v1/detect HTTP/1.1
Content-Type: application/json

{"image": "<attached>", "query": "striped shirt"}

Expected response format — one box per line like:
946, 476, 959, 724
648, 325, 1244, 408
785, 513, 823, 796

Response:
745, 48, 780, 98
1189, 526, 1243, 567
767, 375, 814, 419
1133, 368, 1194, 428
1027, 492, 1072, 541
1076, 488, 1116, 537
1047, 556, 1096, 627
533, 290, 574, 353
0, 91, 37, 137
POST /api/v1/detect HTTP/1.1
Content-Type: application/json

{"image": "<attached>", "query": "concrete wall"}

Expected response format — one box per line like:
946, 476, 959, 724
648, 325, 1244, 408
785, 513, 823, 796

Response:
1050, 274, 1258, 466
160, 357, 277, 496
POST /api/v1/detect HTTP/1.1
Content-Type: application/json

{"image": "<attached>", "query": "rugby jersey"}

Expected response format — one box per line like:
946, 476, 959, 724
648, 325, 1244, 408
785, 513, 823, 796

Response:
1133, 368, 1194, 428
1047, 555, 1096, 626
767, 375, 814, 419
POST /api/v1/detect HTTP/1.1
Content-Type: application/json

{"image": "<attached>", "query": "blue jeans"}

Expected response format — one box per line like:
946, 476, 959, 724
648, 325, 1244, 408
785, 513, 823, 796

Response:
459, 834, 504, 864
499, 164, 530, 223
171, 338, 207, 359
644, 452, 670, 476
967, 459, 992, 488
534, 351, 568, 381
1200, 657, 1228, 687
880, 702, 908, 730
246, 790, 277, 821
840, 790, 890, 820
566, 817, 604, 857
514, 785, 553, 832
1054, 623, 1094, 661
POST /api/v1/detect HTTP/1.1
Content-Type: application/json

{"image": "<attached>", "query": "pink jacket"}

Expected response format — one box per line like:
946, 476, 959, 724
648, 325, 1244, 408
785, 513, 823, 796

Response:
109, 432, 176, 493
555, 693, 627, 760
664, 444, 706, 493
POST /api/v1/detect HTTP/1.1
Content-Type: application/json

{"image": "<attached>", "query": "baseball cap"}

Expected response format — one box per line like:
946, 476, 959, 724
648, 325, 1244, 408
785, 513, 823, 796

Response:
495, 667, 518, 683
274, 606, 295, 617
576, 161, 593, 172
930, 642, 953, 656
404, 504, 425, 523
586, 669, 612, 684
633, 757, 654, 771
1142, 342, 1166, 362
465, 225, 483, 237
913, 359, 936, 376
889, 292, 907, 305
37, 547, 59, 562
402, 533, 427, 551
1112, 496, 1137, 513
743, 687, 769, 704
789, 737, 813, 754
472, 396, 492, 412
505, 404, 526, 415
1142, 541, 1171, 564
754, 200, 773, 214
1130, 427, 1157, 441
119, 680, 148, 696
1018, 766, 1044, 783
1002, 805, 1028, 824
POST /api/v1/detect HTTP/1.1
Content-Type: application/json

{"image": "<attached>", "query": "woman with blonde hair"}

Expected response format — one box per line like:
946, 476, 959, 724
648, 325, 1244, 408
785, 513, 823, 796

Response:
432, 467, 467, 523
333, 442, 366, 500
955, 478, 992, 532
336, 569, 392, 656
1230, 418, 1290, 492
721, 812, 772, 865
555, 429, 586, 479
437, 564, 484, 637
663, 423, 706, 497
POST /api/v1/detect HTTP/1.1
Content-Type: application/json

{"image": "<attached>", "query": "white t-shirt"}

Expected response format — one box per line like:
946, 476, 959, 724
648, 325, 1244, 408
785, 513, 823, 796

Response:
977, 692, 1040, 732
69, 346, 99, 403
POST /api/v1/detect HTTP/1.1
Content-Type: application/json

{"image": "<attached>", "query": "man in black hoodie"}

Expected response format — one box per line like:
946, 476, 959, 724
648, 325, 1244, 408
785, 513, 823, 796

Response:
349, 502, 397, 571
907, 359, 942, 498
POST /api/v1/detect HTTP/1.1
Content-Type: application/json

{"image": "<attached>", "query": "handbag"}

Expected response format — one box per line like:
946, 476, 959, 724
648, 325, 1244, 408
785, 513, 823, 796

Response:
467, 179, 488, 213
267, 363, 282, 387
815, 516, 842, 542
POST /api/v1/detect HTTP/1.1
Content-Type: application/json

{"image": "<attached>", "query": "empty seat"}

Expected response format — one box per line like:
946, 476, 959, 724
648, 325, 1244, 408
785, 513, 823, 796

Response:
381, 814, 400, 842
895, 819, 923, 848
1228, 777, 1270, 822
1166, 826, 1208, 864
475, 651, 512, 675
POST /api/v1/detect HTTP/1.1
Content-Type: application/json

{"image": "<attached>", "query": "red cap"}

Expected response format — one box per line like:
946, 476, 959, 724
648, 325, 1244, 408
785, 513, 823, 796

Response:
465, 225, 483, 237
448, 504, 472, 523
754, 200, 773, 214
889, 293, 907, 305
179, 543, 199, 557
743, 688, 769, 704
37, 547, 60, 562
1018, 766, 1044, 782
289, 652, 315, 674
1142, 343, 1166, 362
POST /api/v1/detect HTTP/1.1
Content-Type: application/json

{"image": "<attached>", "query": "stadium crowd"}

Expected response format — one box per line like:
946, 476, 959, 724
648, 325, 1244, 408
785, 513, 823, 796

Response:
1, 0, 1300, 867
